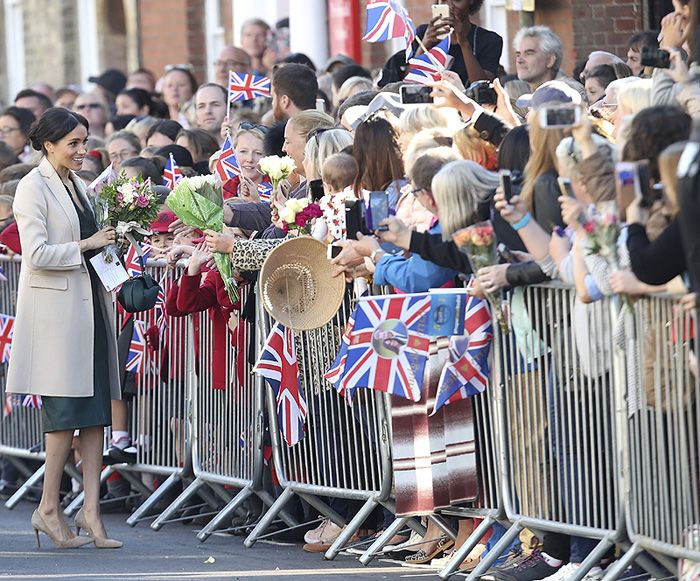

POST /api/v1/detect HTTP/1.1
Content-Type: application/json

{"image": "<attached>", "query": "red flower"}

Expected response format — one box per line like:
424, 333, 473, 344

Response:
295, 212, 308, 227
583, 221, 596, 234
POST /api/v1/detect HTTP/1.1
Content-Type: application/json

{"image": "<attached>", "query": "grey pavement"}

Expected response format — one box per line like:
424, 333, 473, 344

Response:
0, 503, 435, 580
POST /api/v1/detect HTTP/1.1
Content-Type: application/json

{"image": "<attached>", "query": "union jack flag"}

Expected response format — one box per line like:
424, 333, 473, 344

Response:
21, 394, 42, 409
124, 243, 153, 278
155, 280, 167, 334
257, 182, 273, 203
228, 71, 271, 104
363, 0, 417, 60
254, 322, 308, 446
324, 312, 356, 403
126, 320, 147, 374
340, 294, 431, 402
432, 295, 493, 414
404, 36, 451, 85
214, 134, 240, 183
163, 153, 183, 189
0, 314, 14, 364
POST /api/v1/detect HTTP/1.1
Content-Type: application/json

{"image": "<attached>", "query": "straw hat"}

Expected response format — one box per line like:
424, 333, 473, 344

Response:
259, 237, 345, 331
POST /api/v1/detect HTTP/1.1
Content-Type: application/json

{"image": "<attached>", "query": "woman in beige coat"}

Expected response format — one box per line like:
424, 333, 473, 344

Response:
6, 108, 121, 549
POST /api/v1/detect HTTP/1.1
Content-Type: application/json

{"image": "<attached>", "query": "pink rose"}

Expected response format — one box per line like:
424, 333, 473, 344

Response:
295, 212, 308, 227
136, 195, 150, 208
306, 203, 323, 219
116, 193, 124, 205
584, 221, 596, 234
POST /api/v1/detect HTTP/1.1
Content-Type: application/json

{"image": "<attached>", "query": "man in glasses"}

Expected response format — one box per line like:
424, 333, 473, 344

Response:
73, 91, 109, 139
213, 45, 252, 87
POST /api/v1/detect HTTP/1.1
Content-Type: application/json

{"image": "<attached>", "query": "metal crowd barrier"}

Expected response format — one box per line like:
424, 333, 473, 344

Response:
605, 294, 700, 578
244, 288, 395, 559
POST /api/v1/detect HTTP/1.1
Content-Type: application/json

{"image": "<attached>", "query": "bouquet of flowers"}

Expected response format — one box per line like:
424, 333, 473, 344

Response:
93, 172, 159, 257
452, 221, 508, 334
165, 175, 238, 302
259, 155, 296, 198
583, 200, 632, 309
278, 198, 322, 235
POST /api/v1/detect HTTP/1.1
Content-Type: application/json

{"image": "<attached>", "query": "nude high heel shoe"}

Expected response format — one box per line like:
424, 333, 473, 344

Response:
31, 509, 94, 549
74, 508, 122, 549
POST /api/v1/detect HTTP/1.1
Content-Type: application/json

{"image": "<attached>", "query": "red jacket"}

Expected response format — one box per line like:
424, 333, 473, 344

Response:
175, 270, 243, 390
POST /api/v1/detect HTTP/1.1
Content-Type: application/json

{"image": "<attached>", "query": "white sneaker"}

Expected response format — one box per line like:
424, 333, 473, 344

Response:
537, 563, 604, 581
304, 519, 342, 544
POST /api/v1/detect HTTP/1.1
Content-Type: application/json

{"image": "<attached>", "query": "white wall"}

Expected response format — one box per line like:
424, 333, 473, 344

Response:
4, 0, 26, 101
482, 0, 509, 71
232, 0, 289, 45
77, 0, 100, 90
289, 0, 328, 70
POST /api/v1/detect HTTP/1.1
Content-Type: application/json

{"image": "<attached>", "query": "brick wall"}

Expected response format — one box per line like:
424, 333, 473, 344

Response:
138, 0, 206, 85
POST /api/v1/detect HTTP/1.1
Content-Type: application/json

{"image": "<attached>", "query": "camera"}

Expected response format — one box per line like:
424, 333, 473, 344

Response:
640, 46, 671, 69
465, 80, 497, 106
538, 104, 580, 129
400, 84, 433, 105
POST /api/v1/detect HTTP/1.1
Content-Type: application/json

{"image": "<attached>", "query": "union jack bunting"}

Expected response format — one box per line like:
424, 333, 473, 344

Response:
162, 153, 183, 189
340, 294, 431, 402
21, 394, 42, 409
433, 295, 493, 414
0, 314, 14, 364
228, 71, 271, 104
214, 134, 240, 183
123, 243, 153, 279
253, 322, 308, 446
363, 0, 417, 59
404, 36, 451, 85
257, 182, 273, 203
126, 320, 147, 374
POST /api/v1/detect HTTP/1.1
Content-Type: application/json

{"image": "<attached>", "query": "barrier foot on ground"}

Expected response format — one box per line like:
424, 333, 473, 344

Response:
151, 476, 206, 531
197, 486, 254, 542
4, 463, 45, 509
244, 486, 294, 548
359, 516, 410, 566
438, 515, 495, 579
325, 496, 379, 560
126, 472, 181, 527
466, 521, 523, 581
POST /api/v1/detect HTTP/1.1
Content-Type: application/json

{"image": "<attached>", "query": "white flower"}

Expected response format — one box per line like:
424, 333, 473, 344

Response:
279, 207, 296, 224
184, 175, 216, 190
259, 155, 296, 181
118, 182, 135, 203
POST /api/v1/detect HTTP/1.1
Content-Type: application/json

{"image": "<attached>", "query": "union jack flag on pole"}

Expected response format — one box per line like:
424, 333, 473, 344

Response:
0, 314, 14, 364
340, 294, 431, 402
257, 182, 273, 203
214, 133, 240, 183
162, 153, 183, 189
324, 311, 356, 403
404, 36, 451, 85
363, 0, 417, 60
228, 71, 271, 104
125, 320, 147, 374
3, 394, 13, 418
21, 394, 42, 409
254, 322, 308, 446
432, 295, 493, 414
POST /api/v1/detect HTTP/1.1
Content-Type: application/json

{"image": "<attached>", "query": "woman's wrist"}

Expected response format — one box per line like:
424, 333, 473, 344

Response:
512, 212, 532, 231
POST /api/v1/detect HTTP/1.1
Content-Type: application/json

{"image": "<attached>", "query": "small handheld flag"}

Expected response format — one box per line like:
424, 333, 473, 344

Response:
228, 71, 271, 104
0, 314, 14, 364
404, 36, 451, 85
163, 153, 183, 189
214, 134, 241, 183
363, 0, 417, 60
126, 320, 147, 374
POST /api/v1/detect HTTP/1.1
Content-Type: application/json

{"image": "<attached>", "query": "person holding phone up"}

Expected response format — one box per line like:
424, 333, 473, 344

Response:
379, 0, 503, 88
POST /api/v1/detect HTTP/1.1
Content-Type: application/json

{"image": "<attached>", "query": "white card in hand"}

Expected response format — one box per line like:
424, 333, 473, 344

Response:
89, 249, 129, 292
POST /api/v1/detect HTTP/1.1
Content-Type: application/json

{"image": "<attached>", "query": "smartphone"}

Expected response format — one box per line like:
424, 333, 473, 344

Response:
465, 80, 498, 106
345, 199, 370, 240
539, 104, 580, 129
497, 243, 519, 264
431, 4, 450, 40
326, 244, 342, 260
499, 169, 513, 202
309, 179, 324, 202
557, 176, 575, 198
367, 191, 390, 232
614, 161, 639, 213
635, 160, 663, 208
400, 84, 434, 105
640, 46, 671, 69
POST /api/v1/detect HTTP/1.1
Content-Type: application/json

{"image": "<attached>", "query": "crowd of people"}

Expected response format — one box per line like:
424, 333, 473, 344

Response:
0, 0, 699, 578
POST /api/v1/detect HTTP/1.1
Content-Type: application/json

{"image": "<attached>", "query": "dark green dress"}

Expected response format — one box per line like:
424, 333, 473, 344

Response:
41, 187, 112, 432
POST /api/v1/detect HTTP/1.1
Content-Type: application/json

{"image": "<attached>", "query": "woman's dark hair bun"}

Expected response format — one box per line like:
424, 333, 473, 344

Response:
28, 107, 89, 153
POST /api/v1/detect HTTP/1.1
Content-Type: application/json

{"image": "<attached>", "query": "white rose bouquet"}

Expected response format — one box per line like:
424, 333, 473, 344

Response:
258, 155, 296, 197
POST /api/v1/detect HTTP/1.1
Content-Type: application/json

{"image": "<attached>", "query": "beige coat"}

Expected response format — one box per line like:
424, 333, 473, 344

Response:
6, 157, 120, 399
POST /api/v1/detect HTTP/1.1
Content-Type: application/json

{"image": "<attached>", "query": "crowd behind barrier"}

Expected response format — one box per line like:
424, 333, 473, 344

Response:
0, 255, 698, 579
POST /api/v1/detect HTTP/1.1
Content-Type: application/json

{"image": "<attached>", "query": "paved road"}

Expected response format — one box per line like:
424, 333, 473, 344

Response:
0, 503, 433, 581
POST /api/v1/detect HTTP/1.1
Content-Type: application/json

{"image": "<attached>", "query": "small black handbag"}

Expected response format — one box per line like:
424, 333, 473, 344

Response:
117, 253, 161, 313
